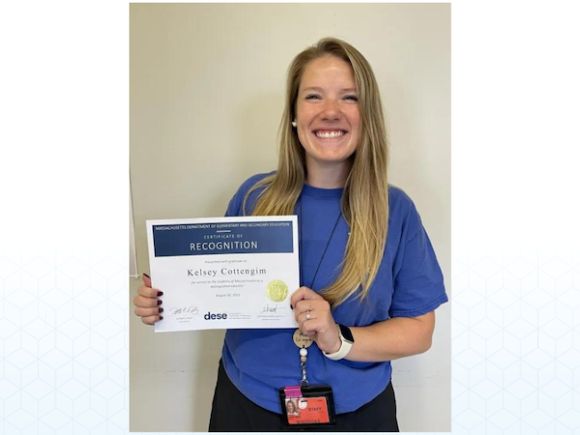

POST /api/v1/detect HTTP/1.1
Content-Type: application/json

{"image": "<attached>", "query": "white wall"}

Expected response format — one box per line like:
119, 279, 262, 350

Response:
129, 186, 138, 278
130, 3, 450, 432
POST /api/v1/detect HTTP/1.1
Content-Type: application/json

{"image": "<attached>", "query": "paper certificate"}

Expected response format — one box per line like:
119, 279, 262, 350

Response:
146, 216, 299, 332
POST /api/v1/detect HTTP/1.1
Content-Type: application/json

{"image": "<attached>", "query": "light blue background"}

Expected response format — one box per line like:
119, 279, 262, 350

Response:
2, 241, 580, 433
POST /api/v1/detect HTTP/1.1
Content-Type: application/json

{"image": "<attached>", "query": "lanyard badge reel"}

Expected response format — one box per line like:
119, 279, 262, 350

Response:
279, 204, 341, 427
279, 330, 336, 427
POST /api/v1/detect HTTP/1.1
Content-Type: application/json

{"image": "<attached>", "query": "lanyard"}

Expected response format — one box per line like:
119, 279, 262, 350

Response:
298, 199, 342, 289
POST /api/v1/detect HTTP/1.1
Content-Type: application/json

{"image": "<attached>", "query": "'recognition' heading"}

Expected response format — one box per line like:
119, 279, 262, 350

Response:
190, 241, 258, 251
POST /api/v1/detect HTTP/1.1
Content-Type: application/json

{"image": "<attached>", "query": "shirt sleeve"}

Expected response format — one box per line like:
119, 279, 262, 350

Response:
224, 172, 273, 217
224, 188, 243, 217
389, 201, 448, 318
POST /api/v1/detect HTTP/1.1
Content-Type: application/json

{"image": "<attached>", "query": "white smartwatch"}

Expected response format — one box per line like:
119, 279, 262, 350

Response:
323, 324, 354, 360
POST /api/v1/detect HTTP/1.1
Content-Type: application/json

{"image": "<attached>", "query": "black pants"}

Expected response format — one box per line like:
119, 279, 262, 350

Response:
209, 360, 399, 432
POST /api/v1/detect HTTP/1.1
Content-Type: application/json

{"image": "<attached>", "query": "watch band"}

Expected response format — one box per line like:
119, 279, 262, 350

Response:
323, 324, 354, 360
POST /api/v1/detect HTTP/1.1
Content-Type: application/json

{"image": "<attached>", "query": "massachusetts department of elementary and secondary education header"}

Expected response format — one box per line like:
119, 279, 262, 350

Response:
152, 220, 295, 257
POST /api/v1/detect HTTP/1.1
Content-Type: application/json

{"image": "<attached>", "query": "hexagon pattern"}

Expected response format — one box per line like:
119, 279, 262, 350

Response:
1, 242, 129, 435
2, 240, 579, 434
452, 241, 580, 434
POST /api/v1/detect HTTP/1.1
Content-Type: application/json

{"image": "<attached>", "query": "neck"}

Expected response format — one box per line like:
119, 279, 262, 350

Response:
305, 156, 352, 188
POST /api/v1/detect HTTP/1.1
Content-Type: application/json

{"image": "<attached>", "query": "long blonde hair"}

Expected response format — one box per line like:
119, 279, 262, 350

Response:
244, 38, 389, 307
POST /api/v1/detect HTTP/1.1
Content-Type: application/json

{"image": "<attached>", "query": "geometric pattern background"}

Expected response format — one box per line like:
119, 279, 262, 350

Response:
452, 241, 580, 435
0, 241, 129, 435
2, 240, 579, 434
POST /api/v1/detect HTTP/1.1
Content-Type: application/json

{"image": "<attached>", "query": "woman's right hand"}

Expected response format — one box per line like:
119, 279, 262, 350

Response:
133, 273, 163, 325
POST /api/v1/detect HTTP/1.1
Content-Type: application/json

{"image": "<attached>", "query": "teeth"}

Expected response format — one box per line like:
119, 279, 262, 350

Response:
315, 131, 344, 138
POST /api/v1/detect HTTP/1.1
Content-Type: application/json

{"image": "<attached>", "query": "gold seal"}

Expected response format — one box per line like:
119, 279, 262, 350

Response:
293, 329, 314, 348
266, 280, 288, 302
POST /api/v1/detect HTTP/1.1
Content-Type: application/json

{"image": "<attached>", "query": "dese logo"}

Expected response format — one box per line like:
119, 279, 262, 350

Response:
204, 312, 228, 320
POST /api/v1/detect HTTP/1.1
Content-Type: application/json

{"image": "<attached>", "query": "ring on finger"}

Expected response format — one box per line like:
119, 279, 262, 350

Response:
305, 310, 311, 321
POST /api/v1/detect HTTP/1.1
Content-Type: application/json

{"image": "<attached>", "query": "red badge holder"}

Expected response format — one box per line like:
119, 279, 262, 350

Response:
280, 385, 336, 427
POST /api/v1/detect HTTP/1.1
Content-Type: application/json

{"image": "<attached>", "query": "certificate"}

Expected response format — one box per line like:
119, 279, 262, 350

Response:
146, 216, 299, 332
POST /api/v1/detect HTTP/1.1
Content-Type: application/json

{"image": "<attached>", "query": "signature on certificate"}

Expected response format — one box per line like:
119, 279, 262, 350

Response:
261, 304, 278, 313
169, 306, 199, 316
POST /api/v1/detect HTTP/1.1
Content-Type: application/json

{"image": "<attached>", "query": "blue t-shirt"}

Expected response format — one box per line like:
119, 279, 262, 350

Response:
221, 172, 448, 414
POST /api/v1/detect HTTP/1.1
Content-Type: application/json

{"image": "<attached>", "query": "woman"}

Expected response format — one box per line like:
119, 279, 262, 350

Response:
134, 37, 448, 432
286, 399, 299, 416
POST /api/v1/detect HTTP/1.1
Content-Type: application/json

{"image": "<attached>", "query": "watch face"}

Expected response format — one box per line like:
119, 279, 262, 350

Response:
338, 324, 354, 343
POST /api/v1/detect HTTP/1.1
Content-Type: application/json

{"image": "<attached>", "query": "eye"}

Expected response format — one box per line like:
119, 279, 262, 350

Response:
344, 95, 358, 102
305, 94, 321, 100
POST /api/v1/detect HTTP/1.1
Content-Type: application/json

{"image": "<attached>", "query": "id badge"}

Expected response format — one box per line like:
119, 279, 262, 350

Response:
279, 385, 336, 427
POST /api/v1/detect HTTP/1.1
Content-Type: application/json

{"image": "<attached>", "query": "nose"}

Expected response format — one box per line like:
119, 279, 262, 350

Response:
321, 99, 341, 121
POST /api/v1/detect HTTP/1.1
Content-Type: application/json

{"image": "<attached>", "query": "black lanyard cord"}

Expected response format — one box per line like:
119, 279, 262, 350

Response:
298, 200, 342, 289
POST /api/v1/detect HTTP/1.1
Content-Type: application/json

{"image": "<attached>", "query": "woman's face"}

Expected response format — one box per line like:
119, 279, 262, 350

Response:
295, 55, 361, 170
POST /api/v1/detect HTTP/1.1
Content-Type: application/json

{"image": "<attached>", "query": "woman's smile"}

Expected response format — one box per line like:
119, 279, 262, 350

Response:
313, 129, 348, 140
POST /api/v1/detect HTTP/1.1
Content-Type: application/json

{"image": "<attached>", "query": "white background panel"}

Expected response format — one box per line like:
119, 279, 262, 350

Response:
1, 1, 579, 434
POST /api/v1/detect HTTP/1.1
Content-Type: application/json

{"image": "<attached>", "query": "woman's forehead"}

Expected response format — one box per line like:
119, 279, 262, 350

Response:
300, 57, 356, 90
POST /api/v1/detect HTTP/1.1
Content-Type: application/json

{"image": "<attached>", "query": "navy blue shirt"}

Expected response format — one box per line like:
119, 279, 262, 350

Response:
222, 172, 448, 414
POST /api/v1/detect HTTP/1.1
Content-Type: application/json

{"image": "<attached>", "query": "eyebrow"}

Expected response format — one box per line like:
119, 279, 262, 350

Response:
301, 87, 357, 93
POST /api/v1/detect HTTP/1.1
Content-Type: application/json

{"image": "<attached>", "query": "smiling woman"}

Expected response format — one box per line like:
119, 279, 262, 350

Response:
133, 36, 448, 432
245, 38, 389, 310
295, 56, 362, 180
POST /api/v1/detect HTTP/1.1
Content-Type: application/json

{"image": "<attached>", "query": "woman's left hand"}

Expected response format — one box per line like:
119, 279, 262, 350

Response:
291, 286, 341, 354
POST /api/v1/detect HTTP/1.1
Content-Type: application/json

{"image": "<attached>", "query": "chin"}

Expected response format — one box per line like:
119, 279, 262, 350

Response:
308, 152, 355, 167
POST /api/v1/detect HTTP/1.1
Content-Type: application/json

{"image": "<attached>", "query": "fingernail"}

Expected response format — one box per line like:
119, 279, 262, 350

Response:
290, 304, 293, 309
159, 316, 163, 320
159, 308, 164, 313
143, 273, 150, 278
157, 291, 163, 296
157, 300, 163, 305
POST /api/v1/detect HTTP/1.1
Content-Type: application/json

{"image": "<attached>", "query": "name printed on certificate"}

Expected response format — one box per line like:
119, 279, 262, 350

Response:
146, 216, 300, 332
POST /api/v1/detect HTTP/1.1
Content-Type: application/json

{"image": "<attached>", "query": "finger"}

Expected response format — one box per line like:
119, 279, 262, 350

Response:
296, 298, 330, 316
141, 315, 163, 325
290, 286, 322, 308
135, 306, 163, 317
294, 300, 313, 317
300, 310, 317, 322
294, 306, 311, 324
290, 287, 307, 308
142, 273, 163, 296
299, 287, 323, 300
134, 295, 163, 308
138, 284, 162, 298
298, 319, 318, 337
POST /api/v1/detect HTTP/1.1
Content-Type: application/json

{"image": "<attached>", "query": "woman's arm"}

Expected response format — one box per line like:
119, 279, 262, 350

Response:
291, 286, 435, 362
344, 312, 434, 362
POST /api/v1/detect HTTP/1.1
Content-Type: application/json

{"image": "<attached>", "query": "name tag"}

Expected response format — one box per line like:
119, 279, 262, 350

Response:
280, 385, 336, 427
